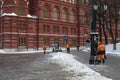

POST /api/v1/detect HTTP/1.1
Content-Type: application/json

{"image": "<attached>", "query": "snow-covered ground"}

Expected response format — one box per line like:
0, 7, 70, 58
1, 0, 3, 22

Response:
0, 43, 120, 80
105, 43, 120, 56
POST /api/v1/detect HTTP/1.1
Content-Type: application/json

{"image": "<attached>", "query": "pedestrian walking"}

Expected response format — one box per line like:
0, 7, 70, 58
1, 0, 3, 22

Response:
97, 42, 106, 63
66, 43, 70, 53
43, 44, 46, 54
76, 44, 80, 50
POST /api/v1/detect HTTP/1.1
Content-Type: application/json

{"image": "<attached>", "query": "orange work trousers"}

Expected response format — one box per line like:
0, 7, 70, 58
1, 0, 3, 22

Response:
98, 54, 105, 60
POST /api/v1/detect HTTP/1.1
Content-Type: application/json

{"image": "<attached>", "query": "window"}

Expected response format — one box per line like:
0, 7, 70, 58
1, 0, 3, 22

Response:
53, 26, 59, 34
44, 38, 50, 46
83, 29, 88, 35
63, 39, 67, 46
83, 16, 86, 24
74, 28, 76, 34
62, 9, 67, 21
62, 27, 68, 34
0, 36, 2, 48
81, 0, 89, 5
53, 7, 58, 20
70, 11, 75, 22
62, 27, 65, 33
18, 24, 27, 32
18, 37, 26, 46
18, 3, 25, 16
71, 39, 76, 46
54, 38, 59, 44
60, 0, 75, 4
0, 4, 2, 16
66, 27, 68, 34
81, 0, 85, 5
71, 28, 76, 34
71, 0, 75, 4
70, 28, 73, 34
81, 13, 86, 24
71, 28, 73, 34
43, 6, 49, 19
43, 25, 50, 33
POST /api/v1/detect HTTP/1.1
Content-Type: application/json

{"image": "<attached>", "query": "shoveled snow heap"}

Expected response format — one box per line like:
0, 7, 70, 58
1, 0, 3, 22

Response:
51, 52, 112, 80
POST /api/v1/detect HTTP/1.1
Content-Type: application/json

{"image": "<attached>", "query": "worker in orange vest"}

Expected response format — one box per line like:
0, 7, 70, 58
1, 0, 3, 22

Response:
66, 43, 70, 53
43, 44, 46, 54
97, 42, 106, 63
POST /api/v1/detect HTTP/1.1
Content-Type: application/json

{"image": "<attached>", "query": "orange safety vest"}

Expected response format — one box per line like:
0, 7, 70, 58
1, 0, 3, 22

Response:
97, 43, 105, 60
98, 44, 105, 51
66, 44, 70, 48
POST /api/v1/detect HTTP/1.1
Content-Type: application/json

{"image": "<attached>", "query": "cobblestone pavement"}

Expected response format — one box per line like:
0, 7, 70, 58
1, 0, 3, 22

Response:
0, 53, 73, 80
71, 50, 120, 80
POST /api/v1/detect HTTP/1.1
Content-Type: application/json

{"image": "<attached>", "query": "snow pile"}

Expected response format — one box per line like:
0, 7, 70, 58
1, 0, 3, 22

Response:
0, 50, 5, 53
105, 43, 120, 56
51, 52, 112, 80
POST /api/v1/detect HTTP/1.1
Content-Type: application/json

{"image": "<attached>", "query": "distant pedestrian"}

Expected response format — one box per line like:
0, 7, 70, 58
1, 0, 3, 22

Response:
43, 44, 46, 54
66, 43, 70, 53
97, 42, 106, 63
76, 44, 80, 50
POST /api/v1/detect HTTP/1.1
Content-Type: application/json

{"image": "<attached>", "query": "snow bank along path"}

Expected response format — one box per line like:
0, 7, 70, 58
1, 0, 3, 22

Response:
51, 52, 112, 80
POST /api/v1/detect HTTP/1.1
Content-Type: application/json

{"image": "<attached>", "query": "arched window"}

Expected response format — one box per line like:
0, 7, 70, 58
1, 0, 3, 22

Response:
71, 39, 76, 46
53, 7, 58, 20
44, 38, 50, 46
43, 6, 49, 19
18, 3, 25, 16
81, 12, 86, 24
71, 0, 75, 4
70, 11, 75, 22
62, 9, 67, 21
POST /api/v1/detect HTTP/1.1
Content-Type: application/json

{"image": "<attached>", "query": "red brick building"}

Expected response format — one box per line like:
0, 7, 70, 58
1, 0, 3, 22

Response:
0, 0, 91, 52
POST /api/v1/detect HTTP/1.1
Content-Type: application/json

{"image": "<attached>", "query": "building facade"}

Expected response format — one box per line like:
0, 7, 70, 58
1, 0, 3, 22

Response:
0, 0, 91, 52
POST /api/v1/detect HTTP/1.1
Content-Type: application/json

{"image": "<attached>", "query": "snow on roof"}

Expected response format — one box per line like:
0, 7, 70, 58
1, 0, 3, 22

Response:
26, 14, 38, 18
27, 14, 32, 17
1, 13, 38, 18
2, 12, 17, 16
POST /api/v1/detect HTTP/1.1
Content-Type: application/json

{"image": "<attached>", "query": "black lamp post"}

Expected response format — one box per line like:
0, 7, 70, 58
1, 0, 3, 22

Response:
89, 0, 99, 64
76, 0, 80, 50
89, 0, 108, 64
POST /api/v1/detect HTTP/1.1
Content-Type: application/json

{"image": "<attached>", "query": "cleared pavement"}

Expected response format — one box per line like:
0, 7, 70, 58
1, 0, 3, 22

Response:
71, 50, 120, 80
0, 53, 73, 80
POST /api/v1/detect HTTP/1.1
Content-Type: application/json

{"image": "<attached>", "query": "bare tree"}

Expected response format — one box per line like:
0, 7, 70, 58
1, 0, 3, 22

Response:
106, 0, 120, 50
96, 0, 108, 44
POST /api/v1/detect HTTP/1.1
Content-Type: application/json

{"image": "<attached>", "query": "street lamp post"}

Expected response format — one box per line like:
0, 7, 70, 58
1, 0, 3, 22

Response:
76, 0, 80, 48
89, 0, 99, 64
89, 0, 108, 64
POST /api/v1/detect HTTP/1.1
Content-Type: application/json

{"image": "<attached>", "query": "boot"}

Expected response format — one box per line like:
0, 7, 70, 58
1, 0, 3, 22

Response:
103, 59, 105, 63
